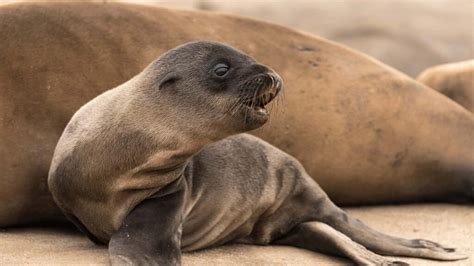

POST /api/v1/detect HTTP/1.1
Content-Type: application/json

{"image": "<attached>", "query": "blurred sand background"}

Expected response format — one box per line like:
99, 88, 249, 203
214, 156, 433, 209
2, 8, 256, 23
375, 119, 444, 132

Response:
3, 0, 473, 76
0, 0, 473, 265
147, 0, 474, 77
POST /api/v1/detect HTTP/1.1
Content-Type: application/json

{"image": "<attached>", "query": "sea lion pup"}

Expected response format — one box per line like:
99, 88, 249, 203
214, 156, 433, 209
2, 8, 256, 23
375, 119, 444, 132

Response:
2, 3, 474, 228
48, 42, 465, 265
417, 60, 474, 112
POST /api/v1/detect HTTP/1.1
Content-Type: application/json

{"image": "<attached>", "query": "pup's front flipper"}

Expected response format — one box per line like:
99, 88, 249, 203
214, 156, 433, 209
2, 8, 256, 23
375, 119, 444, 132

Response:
275, 221, 408, 265
108, 189, 186, 266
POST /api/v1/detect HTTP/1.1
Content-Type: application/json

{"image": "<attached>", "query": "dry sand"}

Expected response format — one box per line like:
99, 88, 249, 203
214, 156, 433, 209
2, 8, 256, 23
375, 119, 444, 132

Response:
1, 204, 472, 265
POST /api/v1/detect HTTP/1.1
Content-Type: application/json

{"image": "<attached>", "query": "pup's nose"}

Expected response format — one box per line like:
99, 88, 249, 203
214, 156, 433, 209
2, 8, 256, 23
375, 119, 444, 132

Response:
251, 64, 283, 87
251, 63, 272, 74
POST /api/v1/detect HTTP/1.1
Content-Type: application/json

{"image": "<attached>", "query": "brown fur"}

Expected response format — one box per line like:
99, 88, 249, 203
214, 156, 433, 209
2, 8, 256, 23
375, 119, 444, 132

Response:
0, 2, 473, 226
417, 60, 474, 112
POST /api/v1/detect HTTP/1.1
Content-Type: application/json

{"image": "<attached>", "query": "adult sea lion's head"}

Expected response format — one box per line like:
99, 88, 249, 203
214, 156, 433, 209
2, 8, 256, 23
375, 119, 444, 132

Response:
138, 41, 282, 138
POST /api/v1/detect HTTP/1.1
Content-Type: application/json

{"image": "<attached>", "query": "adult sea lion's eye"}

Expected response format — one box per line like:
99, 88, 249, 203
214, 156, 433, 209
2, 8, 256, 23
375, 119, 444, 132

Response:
214, 63, 229, 77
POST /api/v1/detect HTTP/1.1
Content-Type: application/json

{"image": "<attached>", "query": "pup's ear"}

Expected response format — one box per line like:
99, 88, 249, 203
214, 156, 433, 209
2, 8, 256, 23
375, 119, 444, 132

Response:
158, 73, 181, 90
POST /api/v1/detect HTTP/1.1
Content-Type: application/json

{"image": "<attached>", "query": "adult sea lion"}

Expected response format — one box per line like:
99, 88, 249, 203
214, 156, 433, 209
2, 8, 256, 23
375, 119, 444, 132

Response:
48, 41, 465, 266
0, 2, 473, 227
417, 60, 474, 112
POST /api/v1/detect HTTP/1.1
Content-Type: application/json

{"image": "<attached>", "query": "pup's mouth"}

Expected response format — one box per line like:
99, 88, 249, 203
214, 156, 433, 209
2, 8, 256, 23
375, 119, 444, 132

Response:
243, 89, 279, 117
241, 73, 282, 118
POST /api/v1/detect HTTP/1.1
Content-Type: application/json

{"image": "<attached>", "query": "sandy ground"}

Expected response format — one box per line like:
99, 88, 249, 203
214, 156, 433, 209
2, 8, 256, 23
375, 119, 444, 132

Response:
1, 204, 472, 265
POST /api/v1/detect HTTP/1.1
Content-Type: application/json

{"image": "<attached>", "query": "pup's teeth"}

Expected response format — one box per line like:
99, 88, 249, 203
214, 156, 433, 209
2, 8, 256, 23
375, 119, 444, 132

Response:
255, 106, 268, 115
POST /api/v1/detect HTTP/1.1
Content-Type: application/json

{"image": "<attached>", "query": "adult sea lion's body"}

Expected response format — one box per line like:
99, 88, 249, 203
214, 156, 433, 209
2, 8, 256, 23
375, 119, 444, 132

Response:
48, 41, 465, 265
0, 3, 473, 226
417, 60, 474, 112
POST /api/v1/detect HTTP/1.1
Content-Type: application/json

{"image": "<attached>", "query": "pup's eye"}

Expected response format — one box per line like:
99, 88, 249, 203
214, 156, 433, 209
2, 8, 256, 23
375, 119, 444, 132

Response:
214, 63, 230, 77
